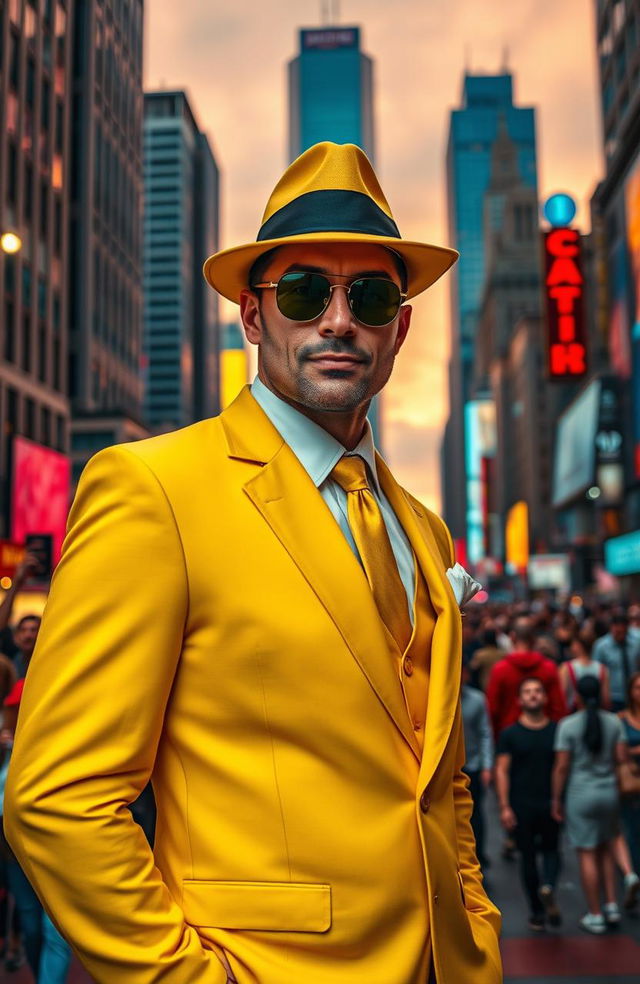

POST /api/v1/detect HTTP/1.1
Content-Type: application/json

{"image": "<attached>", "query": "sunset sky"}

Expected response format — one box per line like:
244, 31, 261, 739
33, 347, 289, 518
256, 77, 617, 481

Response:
145, 0, 603, 513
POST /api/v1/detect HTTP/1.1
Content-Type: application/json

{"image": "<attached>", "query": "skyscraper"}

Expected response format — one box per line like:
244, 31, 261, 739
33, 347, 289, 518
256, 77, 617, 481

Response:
143, 90, 221, 432
68, 0, 147, 483
0, 0, 73, 537
441, 72, 537, 545
287, 24, 381, 444
288, 26, 374, 164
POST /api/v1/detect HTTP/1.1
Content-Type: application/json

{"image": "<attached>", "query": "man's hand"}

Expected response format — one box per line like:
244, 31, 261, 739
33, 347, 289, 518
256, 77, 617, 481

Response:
481, 769, 492, 789
499, 805, 517, 831
551, 799, 564, 824
14, 553, 41, 587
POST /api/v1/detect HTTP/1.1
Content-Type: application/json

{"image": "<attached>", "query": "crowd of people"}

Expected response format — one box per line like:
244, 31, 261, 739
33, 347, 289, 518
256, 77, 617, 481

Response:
0, 558, 639, 978
461, 600, 640, 935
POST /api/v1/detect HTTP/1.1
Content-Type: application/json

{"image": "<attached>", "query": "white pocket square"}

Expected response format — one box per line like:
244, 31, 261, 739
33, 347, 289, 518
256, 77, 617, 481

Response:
445, 562, 482, 608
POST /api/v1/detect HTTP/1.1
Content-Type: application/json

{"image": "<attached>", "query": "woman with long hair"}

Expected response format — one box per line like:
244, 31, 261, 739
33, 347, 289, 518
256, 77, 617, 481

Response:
559, 630, 610, 714
552, 675, 628, 933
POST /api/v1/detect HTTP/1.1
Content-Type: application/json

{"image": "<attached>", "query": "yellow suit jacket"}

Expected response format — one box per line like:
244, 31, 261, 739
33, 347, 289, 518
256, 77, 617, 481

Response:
4, 387, 501, 984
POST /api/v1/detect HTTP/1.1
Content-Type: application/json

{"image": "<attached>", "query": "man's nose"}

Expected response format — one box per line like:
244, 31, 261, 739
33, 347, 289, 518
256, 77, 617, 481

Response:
318, 284, 356, 336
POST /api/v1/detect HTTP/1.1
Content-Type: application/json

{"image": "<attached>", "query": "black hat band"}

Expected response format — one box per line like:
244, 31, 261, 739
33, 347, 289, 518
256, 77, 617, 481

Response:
257, 189, 401, 242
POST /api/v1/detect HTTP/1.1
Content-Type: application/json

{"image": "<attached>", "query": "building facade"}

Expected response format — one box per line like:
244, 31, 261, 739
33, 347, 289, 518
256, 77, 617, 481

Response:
441, 72, 537, 546
68, 0, 146, 483
0, 0, 73, 538
143, 90, 220, 432
288, 26, 374, 163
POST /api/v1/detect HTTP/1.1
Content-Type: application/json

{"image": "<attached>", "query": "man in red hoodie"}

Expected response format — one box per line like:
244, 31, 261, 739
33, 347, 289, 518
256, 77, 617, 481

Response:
486, 616, 567, 739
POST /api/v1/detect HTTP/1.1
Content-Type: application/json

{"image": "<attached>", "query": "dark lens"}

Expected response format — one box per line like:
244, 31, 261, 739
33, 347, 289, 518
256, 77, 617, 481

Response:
349, 278, 401, 326
276, 272, 330, 322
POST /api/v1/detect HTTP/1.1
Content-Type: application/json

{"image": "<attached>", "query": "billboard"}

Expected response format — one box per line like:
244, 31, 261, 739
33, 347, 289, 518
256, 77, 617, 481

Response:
11, 437, 71, 567
464, 400, 496, 565
552, 380, 600, 507
604, 529, 640, 577
301, 28, 358, 50
544, 227, 588, 379
624, 149, 640, 477
528, 554, 571, 591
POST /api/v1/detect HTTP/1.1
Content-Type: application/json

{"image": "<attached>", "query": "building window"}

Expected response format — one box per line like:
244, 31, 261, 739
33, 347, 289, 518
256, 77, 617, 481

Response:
24, 161, 33, 220
25, 398, 35, 439
4, 300, 16, 361
22, 314, 32, 372
9, 31, 20, 90
38, 324, 47, 382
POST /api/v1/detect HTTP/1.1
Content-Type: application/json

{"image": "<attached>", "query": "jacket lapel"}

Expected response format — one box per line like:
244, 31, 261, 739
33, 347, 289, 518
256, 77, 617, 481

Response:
375, 456, 462, 785
221, 388, 420, 758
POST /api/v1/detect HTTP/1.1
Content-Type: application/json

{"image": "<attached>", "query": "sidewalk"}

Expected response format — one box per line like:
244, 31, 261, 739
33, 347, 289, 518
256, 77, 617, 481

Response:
484, 788, 640, 982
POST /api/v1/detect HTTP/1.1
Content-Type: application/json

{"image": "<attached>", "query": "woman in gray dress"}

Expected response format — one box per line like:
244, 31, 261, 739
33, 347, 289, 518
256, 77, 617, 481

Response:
552, 675, 628, 934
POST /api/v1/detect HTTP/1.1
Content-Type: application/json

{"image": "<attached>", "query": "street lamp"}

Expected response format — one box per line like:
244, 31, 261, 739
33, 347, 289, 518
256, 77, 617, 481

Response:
1, 231, 22, 254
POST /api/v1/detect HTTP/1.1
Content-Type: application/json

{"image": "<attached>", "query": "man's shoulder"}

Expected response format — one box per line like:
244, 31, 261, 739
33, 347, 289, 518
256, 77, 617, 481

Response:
85, 416, 225, 483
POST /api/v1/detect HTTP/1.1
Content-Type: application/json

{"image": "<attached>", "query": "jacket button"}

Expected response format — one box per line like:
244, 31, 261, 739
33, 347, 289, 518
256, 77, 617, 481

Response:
403, 656, 414, 676
419, 789, 430, 813
433, 893, 439, 904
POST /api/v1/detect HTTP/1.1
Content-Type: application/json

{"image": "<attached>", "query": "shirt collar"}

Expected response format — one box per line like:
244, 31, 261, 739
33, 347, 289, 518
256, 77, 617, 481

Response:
251, 376, 380, 492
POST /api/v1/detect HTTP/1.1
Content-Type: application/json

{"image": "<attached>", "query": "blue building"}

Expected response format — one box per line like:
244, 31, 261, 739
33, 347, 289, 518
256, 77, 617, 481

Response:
143, 91, 220, 432
441, 72, 538, 543
288, 26, 374, 163
288, 25, 381, 444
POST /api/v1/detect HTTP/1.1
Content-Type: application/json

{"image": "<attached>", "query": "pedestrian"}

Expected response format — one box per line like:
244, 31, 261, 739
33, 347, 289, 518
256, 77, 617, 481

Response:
592, 613, 640, 712
486, 615, 567, 739
495, 677, 562, 932
559, 630, 611, 714
468, 627, 503, 692
0, 639, 72, 981
3, 142, 501, 984
552, 675, 630, 933
461, 661, 494, 869
617, 671, 640, 893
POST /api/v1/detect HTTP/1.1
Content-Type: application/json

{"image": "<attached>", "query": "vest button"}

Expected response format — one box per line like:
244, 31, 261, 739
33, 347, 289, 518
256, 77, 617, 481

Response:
419, 789, 430, 813
403, 656, 414, 676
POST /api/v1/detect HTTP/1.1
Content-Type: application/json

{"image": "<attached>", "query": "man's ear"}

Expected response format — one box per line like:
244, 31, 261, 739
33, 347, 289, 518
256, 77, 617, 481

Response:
240, 289, 262, 345
394, 304, 412, 354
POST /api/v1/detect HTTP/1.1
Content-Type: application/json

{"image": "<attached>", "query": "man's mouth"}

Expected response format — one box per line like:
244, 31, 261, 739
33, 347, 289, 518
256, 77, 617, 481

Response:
307, 354, 364, 368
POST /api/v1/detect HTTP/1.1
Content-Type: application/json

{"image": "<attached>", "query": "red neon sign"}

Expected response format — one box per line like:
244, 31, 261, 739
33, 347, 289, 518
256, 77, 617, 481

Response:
544, 227, 588, 378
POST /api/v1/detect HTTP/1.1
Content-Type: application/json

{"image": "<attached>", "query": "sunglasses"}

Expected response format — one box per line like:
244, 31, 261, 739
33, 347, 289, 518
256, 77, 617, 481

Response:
251, 271, 407, 327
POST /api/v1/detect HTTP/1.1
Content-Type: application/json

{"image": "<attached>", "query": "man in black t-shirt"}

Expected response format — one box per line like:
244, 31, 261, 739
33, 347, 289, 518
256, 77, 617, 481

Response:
495, 677, 562, 931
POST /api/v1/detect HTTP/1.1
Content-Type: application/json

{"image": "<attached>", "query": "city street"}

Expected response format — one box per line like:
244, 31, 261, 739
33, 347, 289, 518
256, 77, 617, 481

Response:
1, 791, 639, 984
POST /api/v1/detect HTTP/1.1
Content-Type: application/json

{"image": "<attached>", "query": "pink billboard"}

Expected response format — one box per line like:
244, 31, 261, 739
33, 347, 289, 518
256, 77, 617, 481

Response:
11, 437, 71, 567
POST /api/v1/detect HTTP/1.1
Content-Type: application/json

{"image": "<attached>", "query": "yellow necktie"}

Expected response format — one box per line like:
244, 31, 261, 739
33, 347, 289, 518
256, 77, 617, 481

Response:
331, 455, 411, 652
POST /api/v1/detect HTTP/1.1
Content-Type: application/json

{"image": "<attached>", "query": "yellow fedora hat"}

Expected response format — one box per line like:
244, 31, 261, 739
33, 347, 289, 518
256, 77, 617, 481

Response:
203, 142, 458, 304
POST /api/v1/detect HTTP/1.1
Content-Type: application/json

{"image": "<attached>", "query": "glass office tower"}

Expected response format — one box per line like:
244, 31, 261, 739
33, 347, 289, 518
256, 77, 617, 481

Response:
442, 72, 538, 542
288, 26, 374, 164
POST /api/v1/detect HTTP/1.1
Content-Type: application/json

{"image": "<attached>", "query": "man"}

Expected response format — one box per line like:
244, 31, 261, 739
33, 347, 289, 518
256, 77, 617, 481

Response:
495, 678, 562, 932
0, 553, 41, 673
4, 142, 501, 984
461, 661, 494, 869
592, 612, 640, 711
486, 616, 566, 738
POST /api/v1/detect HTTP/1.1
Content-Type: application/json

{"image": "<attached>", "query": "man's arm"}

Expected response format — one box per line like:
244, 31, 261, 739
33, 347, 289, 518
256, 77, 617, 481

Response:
0, 554, 40, 632
3, 446, 227, 984
494, 751, 517, 832
479, 696, 494, 783
452, 705, 501, 933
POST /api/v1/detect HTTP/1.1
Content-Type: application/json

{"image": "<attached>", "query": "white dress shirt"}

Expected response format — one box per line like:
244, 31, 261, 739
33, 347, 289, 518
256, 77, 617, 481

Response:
251, 377, 415, 623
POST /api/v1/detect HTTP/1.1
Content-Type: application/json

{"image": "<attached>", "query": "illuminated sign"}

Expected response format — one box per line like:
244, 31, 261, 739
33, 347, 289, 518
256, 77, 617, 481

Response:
544, 227, 588, 379
11, 437, 71, 567
0, 540, 25, 577
543, 193, 577, 228
301, 28, 358, 50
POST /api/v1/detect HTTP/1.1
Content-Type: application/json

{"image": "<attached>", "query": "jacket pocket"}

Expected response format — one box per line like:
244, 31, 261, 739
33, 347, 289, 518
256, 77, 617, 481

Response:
457, 869, 466, 906
182, 880, 332, 933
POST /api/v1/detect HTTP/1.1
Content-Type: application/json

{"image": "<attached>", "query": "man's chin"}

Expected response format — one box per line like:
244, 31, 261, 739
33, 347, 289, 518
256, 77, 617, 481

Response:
295, 378, 371, 413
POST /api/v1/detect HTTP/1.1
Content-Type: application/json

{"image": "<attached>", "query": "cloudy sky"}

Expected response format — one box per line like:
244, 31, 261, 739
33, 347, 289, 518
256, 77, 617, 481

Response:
145, 0, 603, 512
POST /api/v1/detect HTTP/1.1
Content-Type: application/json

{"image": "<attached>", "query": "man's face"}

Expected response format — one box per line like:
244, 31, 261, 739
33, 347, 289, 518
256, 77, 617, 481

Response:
611, 622, 627, 644
518, 679, 547, 713
240, 243, 411, 414
14, 618, 40, 656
